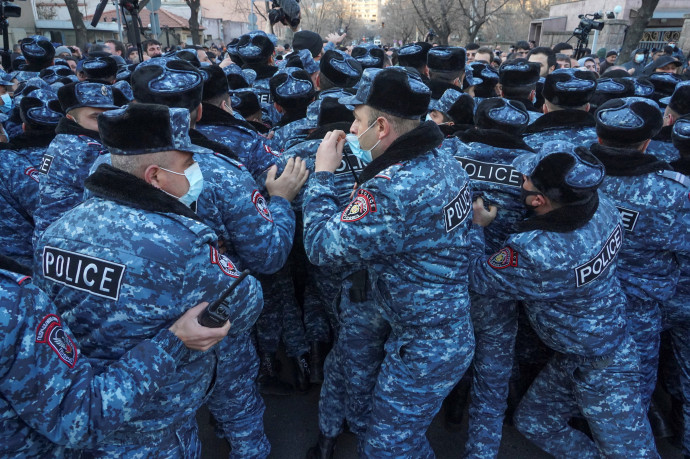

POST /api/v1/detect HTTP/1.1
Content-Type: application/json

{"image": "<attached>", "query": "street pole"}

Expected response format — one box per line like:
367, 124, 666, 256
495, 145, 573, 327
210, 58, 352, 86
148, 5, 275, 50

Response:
114, 0, 124, 43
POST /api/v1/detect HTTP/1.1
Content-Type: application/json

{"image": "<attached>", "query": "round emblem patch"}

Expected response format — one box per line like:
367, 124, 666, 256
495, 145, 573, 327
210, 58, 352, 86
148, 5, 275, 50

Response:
209, 245, 240, 278
341, 189, 377, 222
252, 190, 273, 222
36, 314, 78, 368
488, 246, 518, 270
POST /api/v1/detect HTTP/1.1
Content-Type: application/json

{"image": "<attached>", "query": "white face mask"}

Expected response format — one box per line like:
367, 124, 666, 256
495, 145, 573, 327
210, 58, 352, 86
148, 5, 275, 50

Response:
159, 162, 204, 207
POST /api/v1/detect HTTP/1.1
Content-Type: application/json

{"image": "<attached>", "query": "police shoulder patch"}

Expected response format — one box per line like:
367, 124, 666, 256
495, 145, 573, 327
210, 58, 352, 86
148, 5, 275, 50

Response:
251, 190, 273, 222
265, 144, 280, 157
209, 245, 240, 278
341, 189, 377, 222
657, 170, 690, 188
36, 314, 78, 368
488, 246, 518, 269
24, 166, 40, 183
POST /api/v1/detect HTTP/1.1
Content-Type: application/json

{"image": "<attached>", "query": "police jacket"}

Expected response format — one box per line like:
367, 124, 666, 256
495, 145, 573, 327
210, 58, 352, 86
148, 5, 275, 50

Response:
303, 121, 474, 332
246, 63, 281, 125
665, 157, 690, 322
590, 143, 690, 303
196, 102, 280, 180
523, 109, 597, 150
452, 129, 532, 251
34, 118, 105, 242
33, 164, 263, 452
0, 255, 187, 457
0, 131, 55, 266
649, 125, 681, 162
272, 116, 312, 152
469, 192, 629, 358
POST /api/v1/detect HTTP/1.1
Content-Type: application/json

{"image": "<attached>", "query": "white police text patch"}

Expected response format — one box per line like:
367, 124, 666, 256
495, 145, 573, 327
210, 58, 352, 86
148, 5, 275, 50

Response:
42, 247, 125, 300
443, 183, 471, 232
38, 154, 54, 175
615, 206, 639, 233
574, 224, 623, 287
456, 157, 521, 187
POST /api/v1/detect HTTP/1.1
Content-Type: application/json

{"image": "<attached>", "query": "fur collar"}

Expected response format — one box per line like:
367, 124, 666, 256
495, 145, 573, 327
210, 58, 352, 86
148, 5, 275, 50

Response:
243, 63, 278, 80
358, 121, 444, 185
590, 143, 671, 176
509, 97, 540, 113
276, 111, 307, 127
55, 116, 101, 140
427, 79, 458, 100
460, 128, 535, 152
0, 253, 32, 277
0, 130, 56, 150
440, 123, 472, 137
516, 192, 599, 233
189, 128, 240, 161
671, 156, 690, 175
652, 125, 672, 142
524, 109, 595, 134
199, 102, 256, 131
84, 164, 203, 222
306, 121, 352, 140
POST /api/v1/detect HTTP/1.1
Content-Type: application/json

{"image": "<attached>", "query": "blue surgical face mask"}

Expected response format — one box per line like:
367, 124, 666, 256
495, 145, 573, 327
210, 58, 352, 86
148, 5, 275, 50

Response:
345, 119, 380, 164
159, 161, 204, 207
425, 113, 433, 122
635, 54, 644, 63
0, 94, 12, 114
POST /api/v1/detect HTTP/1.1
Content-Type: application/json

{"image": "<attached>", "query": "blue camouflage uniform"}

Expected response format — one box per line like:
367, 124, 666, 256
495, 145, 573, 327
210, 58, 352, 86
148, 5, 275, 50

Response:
0, 257, 189, 457
441, 133, 529, 458
196, 102, 279, 180
0, 133, 53, 266
303, 120, 475, 457
34, 161, 264, 457
523, 110, 597, 150
468, 145, 658, 458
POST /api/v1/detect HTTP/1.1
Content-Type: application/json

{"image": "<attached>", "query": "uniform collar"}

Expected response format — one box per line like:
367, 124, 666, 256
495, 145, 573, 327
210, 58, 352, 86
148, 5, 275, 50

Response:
459, 127, 535, 152
524, 109, 595, 134
516, 192, 599, 233
55, 116, 101, 141
589, 143, 671, 176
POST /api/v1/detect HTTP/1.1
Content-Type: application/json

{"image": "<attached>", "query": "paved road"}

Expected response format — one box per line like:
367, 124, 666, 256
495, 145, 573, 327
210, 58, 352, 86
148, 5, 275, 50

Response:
198, 372, 683, 458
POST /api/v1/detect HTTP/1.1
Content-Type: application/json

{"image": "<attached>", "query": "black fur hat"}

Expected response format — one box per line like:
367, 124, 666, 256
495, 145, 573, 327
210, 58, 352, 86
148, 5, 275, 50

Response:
237, 32, 275, 64
39, 65, 75, 85
351, 43, 385, 69
200, 65, 229, 101
292, 30, 323, 58
269, 67, 315, 107
131, 57, 204, 112
82, 56, 119, 82
474, 97, 529, 136
19, 89, 63, 130
513, 141, 605, 204
647, 72, 683, 103
499, 58, 540, 87
55, 81, 128, 114
672, 114, 690, 153
542, 68, 597, 107
339, 67, 430, 119
319, 50, 362, 88
466, 62, 499, 98
98, 103, 208, 156
230, 89, 261, 118
591, 77, 634, 103
595, 97, 663, 143
427, 46, 466, 72
662, 81, 690, 116
20, 36, 55, 70
430, 88, 474, 125
398, 42, 432, 68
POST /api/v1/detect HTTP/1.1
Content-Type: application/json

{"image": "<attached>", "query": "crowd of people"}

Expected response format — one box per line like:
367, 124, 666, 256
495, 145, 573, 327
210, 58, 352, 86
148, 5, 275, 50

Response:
0, 29, 688, 459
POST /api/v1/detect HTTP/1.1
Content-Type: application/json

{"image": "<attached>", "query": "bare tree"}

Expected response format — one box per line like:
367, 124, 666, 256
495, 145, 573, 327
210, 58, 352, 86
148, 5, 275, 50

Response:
456, 0, 511, 44
409, 0, 457, 45
618, 0, 660, 64
380, 0, 422, 45
64, 0, 88, 49
185, 0, 202, 45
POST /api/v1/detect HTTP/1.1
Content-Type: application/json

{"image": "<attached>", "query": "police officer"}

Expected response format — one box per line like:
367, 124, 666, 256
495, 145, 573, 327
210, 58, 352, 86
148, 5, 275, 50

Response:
270, 67, 317, 150
425, 88, 475, 136
465, 61, 500, 104
0, 89, 62, 266
12, 36, 55, 84
238, 31, 281, 126
652, 80, 690, 162
0, 253, 231, 456
470, 141, 658, 457
426, 46, 466, 103
444, 97, 532, 456
667, 116, 690, 457
33, 103, 264, 457
284, 48, 320, 88
304, 66, 475, 457
33, 81, 128, 241
351, 43, 386, 70
196, 64, 279, 181
397, 42, 432, 83
497, 58, 542, 121
589, 97, 690, 411
523, 68, 598, 149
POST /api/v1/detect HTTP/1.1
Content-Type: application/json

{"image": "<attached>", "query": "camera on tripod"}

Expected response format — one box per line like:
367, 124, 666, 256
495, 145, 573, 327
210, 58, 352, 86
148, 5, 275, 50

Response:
573, 12, 605, 40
